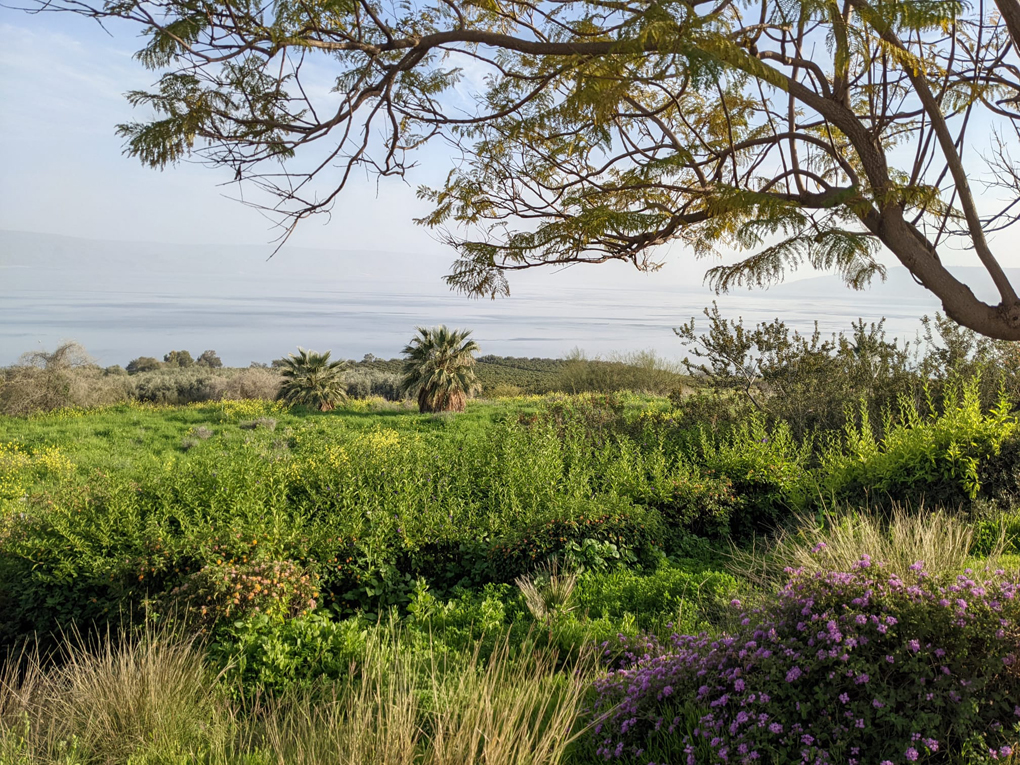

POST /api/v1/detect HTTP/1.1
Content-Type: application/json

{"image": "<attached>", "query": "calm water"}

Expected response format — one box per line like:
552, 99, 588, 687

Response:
0, 231, 960, 366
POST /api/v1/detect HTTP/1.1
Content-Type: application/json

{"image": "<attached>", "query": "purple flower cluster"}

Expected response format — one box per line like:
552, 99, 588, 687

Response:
587, 561, 1020, 764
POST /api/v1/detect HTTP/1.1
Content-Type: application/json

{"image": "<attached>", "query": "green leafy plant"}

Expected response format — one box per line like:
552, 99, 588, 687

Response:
401, 326, 481, 413
277, 348, 349, 412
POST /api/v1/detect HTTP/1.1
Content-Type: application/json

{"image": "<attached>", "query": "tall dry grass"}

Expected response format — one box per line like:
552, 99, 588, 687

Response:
1, 623, 591, 765
0, 625, 228, 763
732, 504, 1006, 588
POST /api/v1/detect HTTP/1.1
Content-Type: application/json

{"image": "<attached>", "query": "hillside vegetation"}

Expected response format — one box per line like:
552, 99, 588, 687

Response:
1, 316, 1019, 764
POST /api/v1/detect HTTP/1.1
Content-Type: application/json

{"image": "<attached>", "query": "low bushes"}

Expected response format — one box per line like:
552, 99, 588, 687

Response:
1, 387, 1017, 647
821, 382, 1017, 508
588, 562, 1020, 764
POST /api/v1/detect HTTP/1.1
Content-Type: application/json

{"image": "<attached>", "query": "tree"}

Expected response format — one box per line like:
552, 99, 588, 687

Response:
401, 326, 481, 413
126, 356, 162, 375
0, 342, 95, 415
163, 350, 194, 368
28, 0, 1020, 339
196, 350, 223, 368
276, 348, 348, 411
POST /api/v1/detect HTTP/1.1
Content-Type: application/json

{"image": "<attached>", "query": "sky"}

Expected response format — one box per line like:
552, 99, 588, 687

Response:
1, 7, 1018, 365
0, 12, 447, 252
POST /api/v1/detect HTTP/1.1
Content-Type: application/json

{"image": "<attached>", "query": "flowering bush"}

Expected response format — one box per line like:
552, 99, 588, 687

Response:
165, 560, 319, 627
588, 559, 1020, 764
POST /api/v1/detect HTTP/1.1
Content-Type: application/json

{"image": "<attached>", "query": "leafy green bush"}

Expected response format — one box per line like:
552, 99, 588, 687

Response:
574, 562, 740, 632
693, 414, 813, 538
211, 610, 369, 694
821, 380, 1017, 507
487, 500, 662, 582
211, 582, 525, 695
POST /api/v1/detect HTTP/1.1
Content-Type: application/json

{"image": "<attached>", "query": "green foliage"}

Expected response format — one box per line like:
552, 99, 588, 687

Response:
574, 562, 740, 633
213, 582, 525, 696
196, 349, 223, 368
344, 367, 404, 400
674, 307, 1019, 439
692, 414, 815, 538
132, 368, 219, 404
401, 326, 481, 413
821, 380, 1018, 506
126, 356, 162, 374
475, 355, 569, 394
277, 347, 348, 411
163, 350, 195, 368
211, 610, 369, 694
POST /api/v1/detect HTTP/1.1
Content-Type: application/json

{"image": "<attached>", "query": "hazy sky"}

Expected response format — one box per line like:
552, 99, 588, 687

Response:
0, 11, 450, 253
1, 8, 1017, 300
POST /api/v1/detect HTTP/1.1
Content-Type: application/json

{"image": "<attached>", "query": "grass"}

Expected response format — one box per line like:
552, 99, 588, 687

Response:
0, 623, 591, 765
1, 392, 1018, 762
731, 504, 1009, 587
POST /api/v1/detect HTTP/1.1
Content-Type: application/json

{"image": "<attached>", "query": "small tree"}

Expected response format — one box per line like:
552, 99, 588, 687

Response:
196, 350, 223, 369
126, 356, 162, 375
163, 350, 194, 368
0, 342, 101, 415
401, 327, 481, 413
276, 348, 348, 411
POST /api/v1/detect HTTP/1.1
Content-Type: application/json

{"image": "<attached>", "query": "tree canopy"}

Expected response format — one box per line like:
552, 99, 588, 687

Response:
32, 0, 1020, 339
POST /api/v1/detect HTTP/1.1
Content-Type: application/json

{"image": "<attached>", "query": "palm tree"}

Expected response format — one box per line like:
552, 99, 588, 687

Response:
401, 326, 481, 413
277, 348, 348, 411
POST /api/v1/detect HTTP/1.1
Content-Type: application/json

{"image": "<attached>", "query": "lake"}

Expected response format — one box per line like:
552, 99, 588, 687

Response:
2, 230, 995, 367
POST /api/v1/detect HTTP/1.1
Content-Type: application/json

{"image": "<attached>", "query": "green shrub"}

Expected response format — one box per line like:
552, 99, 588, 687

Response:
694, 413, 814, 538
821, 380, 1017, 507
211, 610, 369, 694
212, 582, 527, 696
574, 562, 740, 632
487, 500, 662, 582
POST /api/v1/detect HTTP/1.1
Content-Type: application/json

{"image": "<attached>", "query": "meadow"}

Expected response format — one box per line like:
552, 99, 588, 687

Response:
1, 319, 1019, 764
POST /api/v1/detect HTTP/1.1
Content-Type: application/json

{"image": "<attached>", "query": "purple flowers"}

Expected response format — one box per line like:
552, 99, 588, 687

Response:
587, 564, 1020, 763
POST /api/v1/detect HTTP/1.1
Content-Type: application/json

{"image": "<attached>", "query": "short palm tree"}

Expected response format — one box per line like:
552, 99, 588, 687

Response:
401, 326, 481, 413
277, 348, 348, 411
